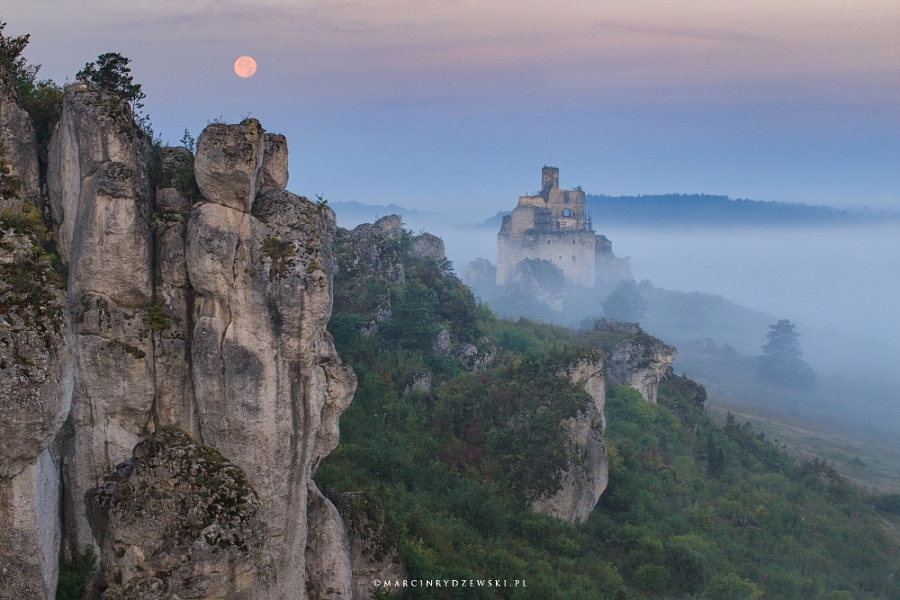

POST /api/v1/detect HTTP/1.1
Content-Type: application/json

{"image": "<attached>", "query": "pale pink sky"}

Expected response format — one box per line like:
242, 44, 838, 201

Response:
4, 0, 899, 210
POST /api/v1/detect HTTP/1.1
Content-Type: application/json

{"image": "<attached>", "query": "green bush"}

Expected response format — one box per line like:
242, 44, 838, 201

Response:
633, 564, 668, 595
704, 572, 762, 600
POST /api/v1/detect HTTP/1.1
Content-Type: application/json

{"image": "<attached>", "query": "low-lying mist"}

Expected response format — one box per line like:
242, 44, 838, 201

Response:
335, 206, 900, 435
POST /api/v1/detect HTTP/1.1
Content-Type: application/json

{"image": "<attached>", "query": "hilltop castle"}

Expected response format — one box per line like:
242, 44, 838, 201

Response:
496, 167, 631, 287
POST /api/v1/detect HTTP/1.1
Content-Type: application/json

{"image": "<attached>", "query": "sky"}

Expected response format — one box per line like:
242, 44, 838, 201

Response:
5, 0, 899, 218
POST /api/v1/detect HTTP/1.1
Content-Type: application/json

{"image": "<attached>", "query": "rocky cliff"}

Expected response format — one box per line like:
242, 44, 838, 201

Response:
588, 319, 677, 403
0, 75, 357, 599
531, 358, 608, 524
0, 211, 69, 600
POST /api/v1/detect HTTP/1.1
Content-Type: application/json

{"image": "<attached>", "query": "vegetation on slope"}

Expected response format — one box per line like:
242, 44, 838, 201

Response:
318, 224, 900, 599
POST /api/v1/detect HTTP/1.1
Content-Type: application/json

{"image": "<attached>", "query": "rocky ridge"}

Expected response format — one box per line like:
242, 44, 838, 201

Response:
0, 74, 357, 600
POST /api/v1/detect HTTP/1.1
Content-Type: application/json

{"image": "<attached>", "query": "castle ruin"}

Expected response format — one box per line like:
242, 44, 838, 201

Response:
496, 167, 631, 287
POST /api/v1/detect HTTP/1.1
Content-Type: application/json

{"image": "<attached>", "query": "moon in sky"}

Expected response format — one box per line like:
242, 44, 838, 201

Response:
234, 56, 258, 78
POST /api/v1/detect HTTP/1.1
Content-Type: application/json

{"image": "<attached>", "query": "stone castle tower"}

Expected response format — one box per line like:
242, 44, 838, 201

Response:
496, 167, 631, 287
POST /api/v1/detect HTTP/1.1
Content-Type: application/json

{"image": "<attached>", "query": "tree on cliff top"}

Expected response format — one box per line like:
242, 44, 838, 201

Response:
0, 20, 63, 154
756, 319, 816, 388
602, 279, 647, 323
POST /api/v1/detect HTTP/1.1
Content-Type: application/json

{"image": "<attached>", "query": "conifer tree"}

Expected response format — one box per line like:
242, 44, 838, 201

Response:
757, 319, 816, 388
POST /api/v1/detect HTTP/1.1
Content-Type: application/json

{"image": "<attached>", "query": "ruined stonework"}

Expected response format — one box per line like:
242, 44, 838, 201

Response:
496, 167, 631, 288
531, 359, 608, 524
84, 429, 274, 599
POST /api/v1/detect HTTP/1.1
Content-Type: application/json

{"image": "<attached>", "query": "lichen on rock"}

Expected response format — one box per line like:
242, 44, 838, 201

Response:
85, 428, 274, 599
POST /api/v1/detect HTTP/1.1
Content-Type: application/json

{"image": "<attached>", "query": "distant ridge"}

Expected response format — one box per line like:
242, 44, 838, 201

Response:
584, 193, 899, 227
329, 200, 428, 228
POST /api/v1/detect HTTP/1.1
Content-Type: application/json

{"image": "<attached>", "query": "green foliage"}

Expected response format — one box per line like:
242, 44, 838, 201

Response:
704, 572, 762, 600
0, 21, 63, 157
76, 52, 144, 105
319, 227, 900, 599
180, 129, 196, 153
601, 279, 647, 322
382, 280, 440, 352
56, 547, 97, 600
76, 52, 151, 135
873, 493, 900, 515
757, 319, 816, 388
146, 301, 171, 331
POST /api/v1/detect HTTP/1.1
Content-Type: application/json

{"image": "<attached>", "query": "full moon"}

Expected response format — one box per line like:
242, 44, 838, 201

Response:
234, 56, 257, 78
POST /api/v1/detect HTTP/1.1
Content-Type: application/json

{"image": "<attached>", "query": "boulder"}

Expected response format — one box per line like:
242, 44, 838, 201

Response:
330, 491, 405, 600
261, 133, 288, 189
410, 232, 444, 261
194, 119, 265, 212
85, 429, 274, 599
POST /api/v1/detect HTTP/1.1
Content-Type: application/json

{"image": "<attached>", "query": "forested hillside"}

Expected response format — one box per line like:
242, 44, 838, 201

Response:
318, 221, 900, 600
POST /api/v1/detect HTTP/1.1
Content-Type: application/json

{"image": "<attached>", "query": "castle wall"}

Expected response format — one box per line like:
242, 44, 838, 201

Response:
519, 230, 597, 287
498, 167, 629, 289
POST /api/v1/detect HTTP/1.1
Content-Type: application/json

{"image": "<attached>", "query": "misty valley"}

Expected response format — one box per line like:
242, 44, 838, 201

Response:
1, 16, 899, 600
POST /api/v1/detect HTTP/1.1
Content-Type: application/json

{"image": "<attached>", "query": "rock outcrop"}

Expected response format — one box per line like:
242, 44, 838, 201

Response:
2, 75, 358, 598
0, 210, 69, 600
329, 491, 405, 600
606, 336, 676, 403
531, 359, 608, 524
186, 120, 356, 599
587, 319, 677, 403
46, 83, 157, 553
0, 68, 40, 212
85, 429, 274, 599
410, 231, 444, 261
151, 147, 197, 436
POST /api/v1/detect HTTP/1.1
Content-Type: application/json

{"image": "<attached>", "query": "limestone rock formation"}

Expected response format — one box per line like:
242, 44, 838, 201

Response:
531, 359, 608, 524
188, 125, 357, 598
45, 82, 157, 553
0, 68, 40, 212
193, 119, 264, 212
328, 491, 405, 600
599, 320, 677, 403
334, 218, 405, 287
410, 231, 444, 261
85, 429, 274, 599
306, 484, 354, 600
0, 216, 69, 600
455, 343, 494, 373
332, 214, 406, 335
151, 147, 197, 436
261, 133, 288, 190
459, 257, 497, 294
0, 81, 359, 598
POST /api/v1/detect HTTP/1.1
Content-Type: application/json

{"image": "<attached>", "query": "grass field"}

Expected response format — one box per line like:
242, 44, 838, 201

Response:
707, 400, 900, 495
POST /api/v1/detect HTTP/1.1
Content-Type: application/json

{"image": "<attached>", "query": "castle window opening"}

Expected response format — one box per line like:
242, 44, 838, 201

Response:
562, 208, 571, 217
572, 256, 577, 262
